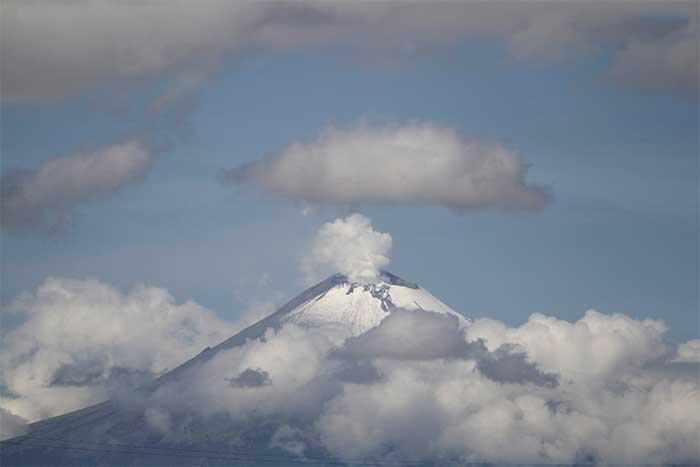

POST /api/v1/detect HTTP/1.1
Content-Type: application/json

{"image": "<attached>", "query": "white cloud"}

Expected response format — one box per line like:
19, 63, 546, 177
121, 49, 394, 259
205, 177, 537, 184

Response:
142, 309, 698, 465
1, 276, 698, 465
465, 310, 669, 382
675, 339, 700, 363
225, 122, 551, 211
1, 1, 696, 102
301, 213, 392, 285
314, 310, 692, 463
1, 140, 154, 232
0, 277, 237, 422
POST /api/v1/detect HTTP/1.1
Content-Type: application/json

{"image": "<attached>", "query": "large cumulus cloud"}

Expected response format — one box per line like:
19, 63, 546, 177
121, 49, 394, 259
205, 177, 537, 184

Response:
139, 309, 697, 465
2, 278, 698, 464
0, 277, 237, 425
465, 310, 670, 382
2, 2, 697, 101
224, 122, 551, 212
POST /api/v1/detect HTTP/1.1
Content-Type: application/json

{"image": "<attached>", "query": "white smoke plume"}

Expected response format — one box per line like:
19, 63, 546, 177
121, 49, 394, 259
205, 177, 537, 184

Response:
301, 213, 392, 285
225, 121, 550, 212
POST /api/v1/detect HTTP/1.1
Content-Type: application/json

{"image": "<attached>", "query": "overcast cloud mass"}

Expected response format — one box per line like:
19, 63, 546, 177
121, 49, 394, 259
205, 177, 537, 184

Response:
2, 1, 697, 102
225, 122, 551, 211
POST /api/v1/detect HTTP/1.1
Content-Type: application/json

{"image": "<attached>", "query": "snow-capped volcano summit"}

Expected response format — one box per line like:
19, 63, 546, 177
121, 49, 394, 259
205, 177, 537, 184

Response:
281, 271, 468, 336
152, 271, 468, 387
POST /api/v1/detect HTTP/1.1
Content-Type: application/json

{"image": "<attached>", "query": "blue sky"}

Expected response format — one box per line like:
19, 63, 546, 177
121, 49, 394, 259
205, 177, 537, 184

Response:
1, 2, 698, 342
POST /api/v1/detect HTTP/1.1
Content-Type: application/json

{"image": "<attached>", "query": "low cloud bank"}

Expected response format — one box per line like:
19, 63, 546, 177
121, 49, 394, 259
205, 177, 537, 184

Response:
1, 278, 698, 465
465, 310, 670, 382
224, 122, 550, 212
301, 213, 392, 285
143, 311, 699, 464
0, 277, 237, 427
1, 141, 154, 232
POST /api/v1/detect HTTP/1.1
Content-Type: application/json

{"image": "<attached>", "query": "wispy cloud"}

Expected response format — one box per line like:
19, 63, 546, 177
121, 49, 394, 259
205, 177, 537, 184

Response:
2, 1, 696, 102
1, 140, 153, 232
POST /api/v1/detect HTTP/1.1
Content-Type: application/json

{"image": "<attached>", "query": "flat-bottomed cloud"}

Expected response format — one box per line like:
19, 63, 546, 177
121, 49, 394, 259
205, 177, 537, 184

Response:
224, 122, 551, 212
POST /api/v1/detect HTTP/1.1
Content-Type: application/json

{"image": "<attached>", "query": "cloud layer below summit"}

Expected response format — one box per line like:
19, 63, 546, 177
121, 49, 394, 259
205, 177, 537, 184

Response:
1, 274, 698, 465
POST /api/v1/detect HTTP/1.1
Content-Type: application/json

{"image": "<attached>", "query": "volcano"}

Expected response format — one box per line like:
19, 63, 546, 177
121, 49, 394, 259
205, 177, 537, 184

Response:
151, 271, 468, 389
1, 272, 468, 466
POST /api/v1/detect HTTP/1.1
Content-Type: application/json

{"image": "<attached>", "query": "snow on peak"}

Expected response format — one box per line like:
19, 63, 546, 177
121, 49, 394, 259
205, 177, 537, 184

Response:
281, 271, 468, 336
148, 271, 468, 389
